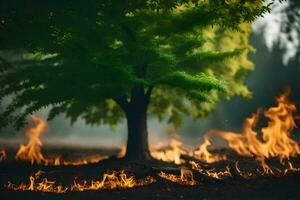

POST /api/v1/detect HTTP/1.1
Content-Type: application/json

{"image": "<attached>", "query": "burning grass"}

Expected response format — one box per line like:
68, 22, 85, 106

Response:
4, 170, 156, 193
0, 90, 300, 192
14, 115, 108, 166
199, 89, 300, 165
152, 90, 300, 175
158, 167, 198, 186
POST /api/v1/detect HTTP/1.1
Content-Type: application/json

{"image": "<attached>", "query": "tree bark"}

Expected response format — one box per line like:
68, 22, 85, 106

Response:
124, 101, 151, 161
118, 85, 153, 161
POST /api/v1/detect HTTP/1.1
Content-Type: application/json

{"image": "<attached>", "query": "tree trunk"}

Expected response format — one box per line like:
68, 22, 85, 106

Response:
124, 99, 151, 161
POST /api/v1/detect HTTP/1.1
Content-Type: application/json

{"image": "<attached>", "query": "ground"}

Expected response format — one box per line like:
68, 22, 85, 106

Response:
0, 146, 299, 200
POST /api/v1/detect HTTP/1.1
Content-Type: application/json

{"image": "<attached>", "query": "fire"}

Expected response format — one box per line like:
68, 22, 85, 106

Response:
193, 136, 226, 163
117, 146, 126, 158
149, 90, 300, 178
5, 170, 156, 193
195, 90, 300, 169
53, 155, 109, 166
15, 115, 48, 165
0, 148, 6, 161
189, 161, 231, 179
284, 161, 300, 175
14, 115, 107, 166
158, 167, 198, 186
151, 135, 186, 164
234, 161, 253, 178
72, 171, 155, 191
1, 90, 300, 193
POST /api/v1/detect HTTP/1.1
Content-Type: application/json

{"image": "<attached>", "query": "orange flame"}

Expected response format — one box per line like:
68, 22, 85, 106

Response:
158, 167, 198, 186
15, 115, 107, 166
151, 135, 186, 164
15, 115, 48, 164
5, 170, 155, 193
150, 90, 300, 178
53, 154, 109, 166
117, 146, 126, 158
190, 161, 231, 179
0, 148, 6, 161
3, 89, 299, 193
193, 136, 226, 163
283, 161, 300, 175
195, 90, 300, 170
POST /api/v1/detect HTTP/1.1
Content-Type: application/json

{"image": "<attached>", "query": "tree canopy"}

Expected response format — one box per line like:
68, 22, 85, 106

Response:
0, 0, 274, 129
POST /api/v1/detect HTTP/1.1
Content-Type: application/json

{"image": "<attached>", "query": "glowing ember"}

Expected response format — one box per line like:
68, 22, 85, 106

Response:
0, 148, 6, 161
158, 167, 198, 186
4, 170, 156, 193
190, 161, 231, 179
53, 155, 109, 166
195, 90, 300, 169
72, 171, 155, 191
284, 161, 300, 175
234, 161, 253, 178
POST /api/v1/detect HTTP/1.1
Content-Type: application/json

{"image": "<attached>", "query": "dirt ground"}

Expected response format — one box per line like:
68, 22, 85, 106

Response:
0, 147, 299, 200
1, 175, 299, 200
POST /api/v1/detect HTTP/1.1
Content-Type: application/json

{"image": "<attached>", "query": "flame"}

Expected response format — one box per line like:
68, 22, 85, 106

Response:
71, 171, 155, 191
151, 135, 186, 164
195, 90, 300, 170
284, 161, 300, 175
234, 161, 253, 178
117, 146, 126, 158
0, 148, 6, 161
193, 136, 226, 163
15, 115, 48, 165
189, 161, 231, 179
53, 154, 109, 166
2, 90, 300, 194
158, 167, 198, 186
5, 170, 155, 193
150, 91, 299, 177
14, 115, 108, 166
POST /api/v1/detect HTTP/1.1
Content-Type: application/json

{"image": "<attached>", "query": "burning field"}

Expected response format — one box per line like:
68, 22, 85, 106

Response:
1, 0, 300, 199
0, 91, 300, 200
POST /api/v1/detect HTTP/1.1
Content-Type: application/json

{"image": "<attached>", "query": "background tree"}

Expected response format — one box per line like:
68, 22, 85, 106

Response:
0, 0, 273, 161
253, 0, 300, 65
276, 0, 300, 64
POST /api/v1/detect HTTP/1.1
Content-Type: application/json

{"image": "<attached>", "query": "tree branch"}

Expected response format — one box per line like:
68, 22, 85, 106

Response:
113, 96, 129, 112
121, 23, 136, 42
144, 85, 154, 105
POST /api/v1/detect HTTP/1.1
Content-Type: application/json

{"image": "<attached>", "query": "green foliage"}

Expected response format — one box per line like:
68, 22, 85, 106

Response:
0, 0, 274, 128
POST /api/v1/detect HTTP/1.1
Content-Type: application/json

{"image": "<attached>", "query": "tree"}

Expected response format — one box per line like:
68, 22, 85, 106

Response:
273, 0, 300, 64
253, 0, 300, 64
0, 0, 273, 161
